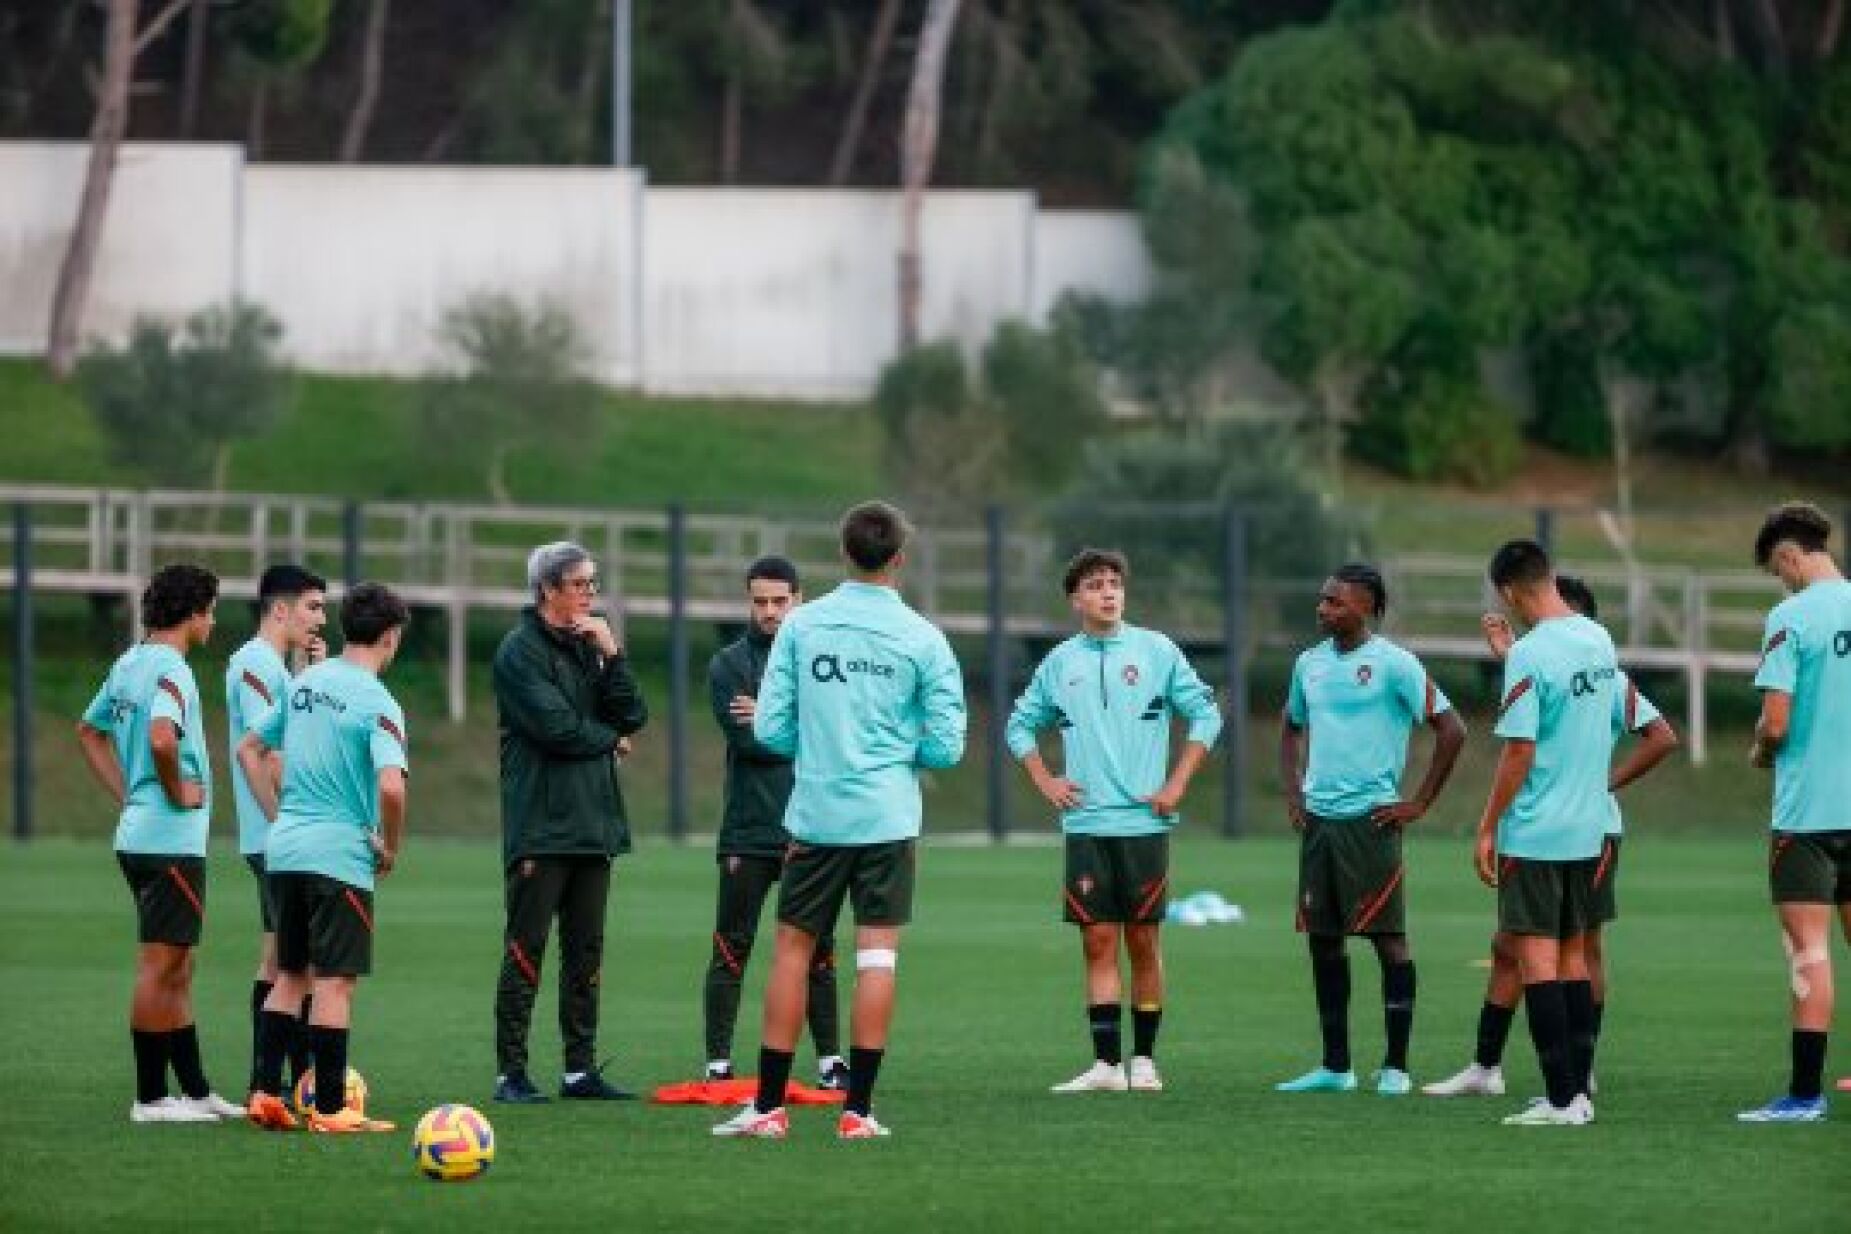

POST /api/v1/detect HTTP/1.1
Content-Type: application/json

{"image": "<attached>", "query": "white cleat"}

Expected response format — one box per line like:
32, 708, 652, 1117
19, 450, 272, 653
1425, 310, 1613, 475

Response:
1051, 1061, 1129, 1093
711, 1103, 789, 1139
129, 1097, 219, 1124
1501, 1094, 1593, 1126
1421, 1063, 1506, 1097
1127, 1056, 1164, 1092
177, 1092, 246, 1121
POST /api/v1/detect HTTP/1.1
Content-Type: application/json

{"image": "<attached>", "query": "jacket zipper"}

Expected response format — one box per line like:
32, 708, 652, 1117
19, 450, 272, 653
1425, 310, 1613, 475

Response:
1098, 644, 1108, 709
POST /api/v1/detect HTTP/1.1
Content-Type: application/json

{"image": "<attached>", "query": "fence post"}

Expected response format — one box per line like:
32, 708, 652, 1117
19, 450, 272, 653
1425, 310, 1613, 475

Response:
1221, 506, 1247, 838
12, 504, 32, 842
1534, 506, 1555, 552
667, 504, 689, 843
985, 505, 1009, 843
342, 500, 363, 589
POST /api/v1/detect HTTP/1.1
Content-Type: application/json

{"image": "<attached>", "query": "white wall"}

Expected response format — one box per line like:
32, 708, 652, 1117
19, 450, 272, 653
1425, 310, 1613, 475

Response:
243, 166, 644, 384
0, 143, 239, 352
1032, 210, 1153, 320
640, 189, 1036, 400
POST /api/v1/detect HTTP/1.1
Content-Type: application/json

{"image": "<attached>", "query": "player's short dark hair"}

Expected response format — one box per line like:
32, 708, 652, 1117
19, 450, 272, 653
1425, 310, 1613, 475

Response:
745, 555, 800, 592
1488, 539, 1553, 591
1331, 562, 1386, 618
1063, 548, 1129, 596
840, 502, 910, 573
340, 582, 409, 646
258, 564, 327, 609
1555, 574, 1599, 619
141, 563, 219, 631
1753, 502, 1832, 567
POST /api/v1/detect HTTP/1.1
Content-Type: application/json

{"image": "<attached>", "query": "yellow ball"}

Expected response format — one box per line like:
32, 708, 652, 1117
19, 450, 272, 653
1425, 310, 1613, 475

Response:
413, 1105, 496, 1182
292, 1067, 368, 1116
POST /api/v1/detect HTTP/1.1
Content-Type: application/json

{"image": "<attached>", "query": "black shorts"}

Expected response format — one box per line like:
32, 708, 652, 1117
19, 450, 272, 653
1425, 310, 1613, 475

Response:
1497, 855, 1600, 940
245, 853, 277, 933
117, 853, 206, 947
778, 840, 916, 937
1590, 837, 1622, 925
271, 871, 375, 977
1769, 831, 1851, 905
1297, 814, 1405, 936
1063, 834, 1170, 926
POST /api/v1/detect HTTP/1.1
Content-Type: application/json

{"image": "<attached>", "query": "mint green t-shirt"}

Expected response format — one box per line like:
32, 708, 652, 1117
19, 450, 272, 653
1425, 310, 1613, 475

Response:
1285, 636, 1450, 820
1604, 671, 1662, 838
1754, 579, 1851, 835
83, 643, 211, 856
226, 637, 291, 856
1493, 614, 1618, 862
254, 658, 408, 890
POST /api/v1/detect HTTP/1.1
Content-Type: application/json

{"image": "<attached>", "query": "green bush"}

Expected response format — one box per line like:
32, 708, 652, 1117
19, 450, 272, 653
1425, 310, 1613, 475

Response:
1355, 343, 1522, 487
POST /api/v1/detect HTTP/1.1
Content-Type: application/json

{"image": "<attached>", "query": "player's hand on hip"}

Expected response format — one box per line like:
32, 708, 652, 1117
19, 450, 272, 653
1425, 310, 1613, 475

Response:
371, 832, 397, 878
1142, 782, 1185, 819
177, 781, 205, 810
1286, 798, 1308, 832
615, 736, 634, 760
1371, 800, 1423, 830
1035, 774, 1084, 812
1473, 832, 1498, 888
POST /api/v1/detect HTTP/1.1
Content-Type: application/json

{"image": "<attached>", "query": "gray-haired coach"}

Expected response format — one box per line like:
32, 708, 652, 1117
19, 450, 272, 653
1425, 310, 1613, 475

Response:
491, 541, 648, 1104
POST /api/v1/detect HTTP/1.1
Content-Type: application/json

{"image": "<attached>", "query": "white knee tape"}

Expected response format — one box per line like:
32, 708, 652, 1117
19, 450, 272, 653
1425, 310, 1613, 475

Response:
856, 948, 898, 972
1783, 936, 1829, 1000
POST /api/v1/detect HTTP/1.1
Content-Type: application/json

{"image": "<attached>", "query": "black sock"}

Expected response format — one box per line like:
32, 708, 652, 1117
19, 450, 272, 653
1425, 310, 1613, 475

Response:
1523, 981, 1576, 1109
1088, 1003, 1123, 1066
1381, 961, 1416, 1072
1563, 980, 1596, 1097
167, 1024, 211, 1100
1791, 1029, 1828, 1102
1131, 1005, 1163, 1060
1474, 1001, 1515, 1069
289, 996, 315, 1087
255, 1010, 295, 1096
755, 1047, 793, 1113
308, 1025, 350, 1116
846, 1046, 884, 1118
131, 1029, 169, 1104
250, 981, 273, 1092
1311, 943, 1351, 1072
1589, 999, 1605, 1077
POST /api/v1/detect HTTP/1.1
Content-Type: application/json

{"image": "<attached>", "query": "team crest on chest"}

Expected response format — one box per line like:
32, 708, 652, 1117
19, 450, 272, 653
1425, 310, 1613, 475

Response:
1356, 664, 1374, 686
1077, 876, 1095, 895
1122, 664, 1140, 687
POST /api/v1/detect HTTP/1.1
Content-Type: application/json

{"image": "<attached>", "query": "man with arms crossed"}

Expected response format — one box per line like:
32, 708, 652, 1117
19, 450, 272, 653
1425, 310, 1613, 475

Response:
1006, 548, 1222, 1094
714, 502, 966, 1140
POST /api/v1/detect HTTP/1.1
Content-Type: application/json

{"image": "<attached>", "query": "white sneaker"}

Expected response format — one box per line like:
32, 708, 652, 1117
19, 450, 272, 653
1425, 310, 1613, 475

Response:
129, 1097, 218, 1124
711, 1103, 789, 1139
1421, 1063, 1506, 1097
1051, 1061, 1129, 1093
1127, 1057, 1164, 1092
177, 1092, 246, 1121
1501, 1094, 1593, 1126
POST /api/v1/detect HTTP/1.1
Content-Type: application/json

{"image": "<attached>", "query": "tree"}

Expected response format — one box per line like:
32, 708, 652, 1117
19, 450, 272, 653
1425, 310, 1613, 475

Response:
337, 0, 391, 161
44, 0, 193, 380
899, 0, 964, 349
229, 0, 333, 157
827, 0, 901, 185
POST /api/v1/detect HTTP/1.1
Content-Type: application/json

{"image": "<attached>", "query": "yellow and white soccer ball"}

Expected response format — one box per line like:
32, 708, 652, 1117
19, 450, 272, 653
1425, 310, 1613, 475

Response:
413, 1105, 496, 1182
292, 1066, 368, 1116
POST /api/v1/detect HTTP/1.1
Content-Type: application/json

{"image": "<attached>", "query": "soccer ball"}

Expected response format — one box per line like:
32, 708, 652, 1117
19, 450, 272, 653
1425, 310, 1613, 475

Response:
292, 1066, 368, 1116
413, 1105, 495, 1182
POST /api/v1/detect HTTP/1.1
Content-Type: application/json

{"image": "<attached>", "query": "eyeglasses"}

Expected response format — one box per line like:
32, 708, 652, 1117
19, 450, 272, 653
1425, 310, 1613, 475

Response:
561, 576, 600, 595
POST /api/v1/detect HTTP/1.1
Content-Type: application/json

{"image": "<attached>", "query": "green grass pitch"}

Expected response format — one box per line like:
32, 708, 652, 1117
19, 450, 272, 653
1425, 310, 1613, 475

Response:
2, 836, 1845, 1232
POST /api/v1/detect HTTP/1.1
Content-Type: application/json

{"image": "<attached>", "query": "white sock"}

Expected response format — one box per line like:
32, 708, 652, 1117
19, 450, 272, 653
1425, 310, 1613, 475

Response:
562, 1071, 586, 1084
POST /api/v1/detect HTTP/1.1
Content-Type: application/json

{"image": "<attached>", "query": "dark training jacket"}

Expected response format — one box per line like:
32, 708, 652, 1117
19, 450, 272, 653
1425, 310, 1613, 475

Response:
707, 626, 794, 857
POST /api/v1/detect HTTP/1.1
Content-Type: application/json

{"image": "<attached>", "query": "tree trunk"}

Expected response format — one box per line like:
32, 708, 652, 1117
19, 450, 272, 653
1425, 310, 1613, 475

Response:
571, 0, 612, 164
248, 78, 269, 159
1823, 0, 1845, 58
898, 0, 962, 350
1746, 0, 1790, 79
46, 0, 139, 380
178, 0, 208, 138
488, 442, 515, 506
338, 0, 391, 161
1715, 0, 1738, 59
827, 0, 901, 186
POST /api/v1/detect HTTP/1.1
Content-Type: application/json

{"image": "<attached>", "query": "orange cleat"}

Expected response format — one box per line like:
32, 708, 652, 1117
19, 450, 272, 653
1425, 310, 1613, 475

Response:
306, 1106, 396, 1134
836, 1111, 891, 1140
247, 1092, 299, 1132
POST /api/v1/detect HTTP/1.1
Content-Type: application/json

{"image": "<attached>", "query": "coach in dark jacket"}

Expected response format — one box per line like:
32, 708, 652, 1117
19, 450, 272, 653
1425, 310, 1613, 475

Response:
699, 556, 843, 1087
491, 541, 647, 1105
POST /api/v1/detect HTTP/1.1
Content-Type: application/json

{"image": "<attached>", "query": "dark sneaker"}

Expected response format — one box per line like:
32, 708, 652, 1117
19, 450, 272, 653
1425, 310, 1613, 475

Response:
705, 1062, 735, 1082
560, 1063, 637, 1101
494, 1072, 550, 1104
818, 1059, 850, 1091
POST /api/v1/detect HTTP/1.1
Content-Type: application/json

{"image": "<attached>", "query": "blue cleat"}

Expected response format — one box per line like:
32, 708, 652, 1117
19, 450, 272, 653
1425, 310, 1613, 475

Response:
1374, 1068, 1413, 1096
1736, 1095, 1827, 1123
1275, 1066, 1358, 1093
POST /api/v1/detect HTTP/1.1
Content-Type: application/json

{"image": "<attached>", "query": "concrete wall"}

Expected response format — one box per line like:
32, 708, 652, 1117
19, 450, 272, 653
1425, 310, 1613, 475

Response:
243, 166, 643, 385
0, 143, 239, 352
0, 144, 1155, 399
640, 189, 1036, 400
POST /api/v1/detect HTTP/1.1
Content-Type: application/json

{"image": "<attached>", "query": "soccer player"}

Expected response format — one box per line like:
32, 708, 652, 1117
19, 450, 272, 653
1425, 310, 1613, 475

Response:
1738, 503, 1851, 1124
1275, 563, 1466, 1096
226, 564, 328, 1096
77, 563, 243, 1123
241, 582, 410, 1133
1005, 548, 1222, 1095
1473, 540, 1618, 1126
713, 502, 966, 1140
703, 556, 844, 1088
1424, 575, 1678, 1098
